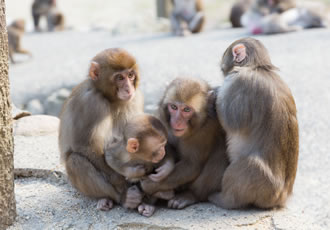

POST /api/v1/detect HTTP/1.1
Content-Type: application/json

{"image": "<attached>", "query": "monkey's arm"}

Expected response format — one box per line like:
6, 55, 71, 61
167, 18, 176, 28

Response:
148, 151, 175, 182
104, 147, 146, 179
141, 152, 202, 194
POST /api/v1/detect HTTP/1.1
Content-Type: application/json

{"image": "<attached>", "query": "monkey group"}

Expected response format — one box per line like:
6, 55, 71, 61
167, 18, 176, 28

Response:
230, 0, 327, 34
59, 38, 299, 216
7, 0, 65, 63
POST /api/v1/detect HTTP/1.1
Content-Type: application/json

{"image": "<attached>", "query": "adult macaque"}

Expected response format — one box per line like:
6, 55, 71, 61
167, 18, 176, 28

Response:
141, 77, 228, 209
104, 114, 175, 217
59, 48, 144, 211
209, 38, 299, 209
32, 0, 65, 31
230, 0, 253, 28
243, 7, 327, 35
241, 0, 297, 34
7, 19, 31, 64
170, 0, 205, 36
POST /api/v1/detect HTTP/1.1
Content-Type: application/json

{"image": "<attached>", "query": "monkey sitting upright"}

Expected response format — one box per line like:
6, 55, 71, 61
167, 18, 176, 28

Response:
32, 0, 65, 31
7, 19, 32, 64
104, 114, 175, 217
170, 0, 205, 36
209, 38, 299, 209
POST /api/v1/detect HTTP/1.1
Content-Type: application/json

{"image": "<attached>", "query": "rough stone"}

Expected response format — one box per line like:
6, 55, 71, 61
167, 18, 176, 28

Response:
13, 115, 59, 136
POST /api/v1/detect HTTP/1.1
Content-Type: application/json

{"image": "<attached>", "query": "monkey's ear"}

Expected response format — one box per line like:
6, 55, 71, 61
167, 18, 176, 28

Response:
126, 138, 139, 153
232, 44, 247, 63
89, 61, 100, 81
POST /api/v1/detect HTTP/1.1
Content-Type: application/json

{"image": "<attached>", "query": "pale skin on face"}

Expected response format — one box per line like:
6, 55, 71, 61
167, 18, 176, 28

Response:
167, 102, 194, 137
89, 62, 136, 101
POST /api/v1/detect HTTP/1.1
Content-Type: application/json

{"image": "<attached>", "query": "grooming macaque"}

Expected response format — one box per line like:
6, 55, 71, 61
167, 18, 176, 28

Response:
208, 38, 299, 209
59, 48, 144, 211
32, 0, 64, 31
170, 0, 205, 36
243, 7, 327, 34
230, 0, 253, 28
7, 19, 31, 64
241, 0, 326, 34
104, 114, 175, 216
141, 77, 228, 209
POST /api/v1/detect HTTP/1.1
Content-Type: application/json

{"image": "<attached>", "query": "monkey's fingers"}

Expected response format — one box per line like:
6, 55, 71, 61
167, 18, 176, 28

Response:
137, 203, 155, 217
148, 171, 166, 182
96, 198, 113, 211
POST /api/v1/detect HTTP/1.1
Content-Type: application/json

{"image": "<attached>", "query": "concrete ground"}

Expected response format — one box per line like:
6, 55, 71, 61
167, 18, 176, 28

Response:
7, 27, 330, 229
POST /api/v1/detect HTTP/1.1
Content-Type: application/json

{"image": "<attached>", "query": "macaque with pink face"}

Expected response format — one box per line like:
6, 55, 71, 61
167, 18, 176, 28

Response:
104, 114, 175, 217
59, 48, 145, 212
141, 77, 228, 210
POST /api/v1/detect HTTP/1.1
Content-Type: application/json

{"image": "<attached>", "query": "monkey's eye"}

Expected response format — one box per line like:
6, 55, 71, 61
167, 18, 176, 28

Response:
170, 104, 178, 110
183, 107, 191, 113
116, 74, 124, 81
128, 72, 135, 79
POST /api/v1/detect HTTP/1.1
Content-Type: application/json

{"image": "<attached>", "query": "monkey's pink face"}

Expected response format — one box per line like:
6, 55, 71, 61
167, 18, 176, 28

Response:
115, 69, 136, 101
168, 103, 194, 137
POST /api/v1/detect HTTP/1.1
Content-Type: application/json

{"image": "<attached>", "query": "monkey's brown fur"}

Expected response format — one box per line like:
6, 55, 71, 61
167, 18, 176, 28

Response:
32, 0, 65, 31
230, 0, 253, 28
170, 0, 205, 35
104, 114, 170, 181
59, 48, 144, 208
209, 38, 299, 209
141, 77, 228, 209
7, 19, 31, 63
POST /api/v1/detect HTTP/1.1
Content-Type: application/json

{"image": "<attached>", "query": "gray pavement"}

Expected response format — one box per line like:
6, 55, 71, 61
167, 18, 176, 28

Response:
8, 28, 330, 229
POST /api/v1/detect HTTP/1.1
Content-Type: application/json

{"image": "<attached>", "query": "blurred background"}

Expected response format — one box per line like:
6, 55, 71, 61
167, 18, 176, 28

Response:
5, 0, 330, 116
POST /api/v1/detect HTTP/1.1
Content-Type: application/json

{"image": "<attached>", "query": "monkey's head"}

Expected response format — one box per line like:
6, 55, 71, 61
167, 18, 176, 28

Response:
10, 19, 26, 32
89, 48, 139, 102
159, 77, 210, 138
124, 115, 167, 164
220, 37, 275, 76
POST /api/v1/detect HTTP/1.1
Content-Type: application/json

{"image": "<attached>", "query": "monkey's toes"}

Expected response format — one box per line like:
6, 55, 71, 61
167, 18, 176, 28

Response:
97, 198, 113, 211
168, 197, 193, 209
138, 203, 155, 217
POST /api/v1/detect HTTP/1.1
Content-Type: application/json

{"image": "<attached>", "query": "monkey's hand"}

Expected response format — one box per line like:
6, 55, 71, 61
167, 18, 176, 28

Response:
153, 190, 175, 200
125, 165, 146, 180
140, 179, 159, 195
149, 160, 174, 182
122, 185, 143, 209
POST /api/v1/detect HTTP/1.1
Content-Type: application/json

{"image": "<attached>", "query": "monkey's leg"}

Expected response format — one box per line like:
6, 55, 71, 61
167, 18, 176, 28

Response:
8, 48, 15, 64
32, 12, 41, 31
189, 12, 205, 33
170, 13, 186, 36
209, 156, 282, 209
168, 190, 197, 209
16, 48, 32, 57
66, 152, 121, 208
153, 190, 174, 200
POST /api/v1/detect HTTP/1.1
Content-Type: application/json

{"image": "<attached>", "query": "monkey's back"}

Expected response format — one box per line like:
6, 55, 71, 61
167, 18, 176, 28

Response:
218, 68, 299, 191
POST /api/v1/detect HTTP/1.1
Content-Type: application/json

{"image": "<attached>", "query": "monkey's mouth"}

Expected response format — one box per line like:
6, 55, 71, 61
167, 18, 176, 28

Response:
173, 128, 185, 136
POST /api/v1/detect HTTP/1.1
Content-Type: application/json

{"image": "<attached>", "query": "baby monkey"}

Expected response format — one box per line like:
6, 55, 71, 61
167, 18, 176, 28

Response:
104, 114, 174, 216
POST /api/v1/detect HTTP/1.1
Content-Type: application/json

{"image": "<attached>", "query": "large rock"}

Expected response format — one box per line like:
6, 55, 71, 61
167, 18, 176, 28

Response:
11, 103, 31, 120
13, 115, 59, 136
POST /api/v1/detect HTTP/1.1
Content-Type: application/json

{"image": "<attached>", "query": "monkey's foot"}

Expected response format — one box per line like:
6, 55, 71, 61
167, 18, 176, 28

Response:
168, 193, 196, 209
153, 190, 174, 200
97, 198, 114, 211
208, 192, 239, 209
138, 203, 155, 217
189, 12, 204, 32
